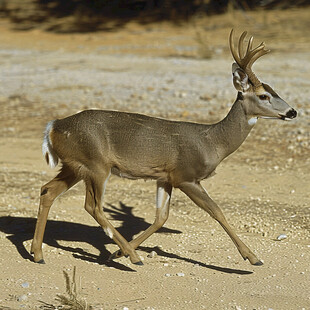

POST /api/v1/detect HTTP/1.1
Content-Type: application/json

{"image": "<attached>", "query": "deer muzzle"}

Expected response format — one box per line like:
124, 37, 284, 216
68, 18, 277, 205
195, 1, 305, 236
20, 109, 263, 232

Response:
279, 108, 297, 120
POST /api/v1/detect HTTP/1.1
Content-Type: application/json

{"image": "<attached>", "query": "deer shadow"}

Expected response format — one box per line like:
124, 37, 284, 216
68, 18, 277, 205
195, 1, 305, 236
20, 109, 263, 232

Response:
0, 202, 252, 274
0, 202, 180, 271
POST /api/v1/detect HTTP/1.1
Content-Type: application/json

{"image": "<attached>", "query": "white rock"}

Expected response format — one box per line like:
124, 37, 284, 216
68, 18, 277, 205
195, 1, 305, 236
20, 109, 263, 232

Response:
17, 294, 28, 302
147, 251, 157, 258
21, 282, 29, 288
277, 234, 287, 241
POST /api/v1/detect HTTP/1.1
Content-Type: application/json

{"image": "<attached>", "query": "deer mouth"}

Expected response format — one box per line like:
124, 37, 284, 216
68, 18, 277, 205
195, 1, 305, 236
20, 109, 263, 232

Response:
279, 109, 297, 121
279, 114, 289, 121
260, 109, 297, 121
260, 114, 295, 121
260, 116, 287, 121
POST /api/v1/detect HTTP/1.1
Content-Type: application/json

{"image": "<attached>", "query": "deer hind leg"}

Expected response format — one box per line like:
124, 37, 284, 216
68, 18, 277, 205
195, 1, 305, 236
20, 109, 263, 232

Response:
178, 181, 263, 266
31, 165, 79, 263
110, 180, 172, 260
84, 170, 142, 265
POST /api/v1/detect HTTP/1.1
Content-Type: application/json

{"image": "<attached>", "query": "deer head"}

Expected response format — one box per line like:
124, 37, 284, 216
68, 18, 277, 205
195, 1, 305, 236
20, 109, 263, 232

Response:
229, 29, 297, 121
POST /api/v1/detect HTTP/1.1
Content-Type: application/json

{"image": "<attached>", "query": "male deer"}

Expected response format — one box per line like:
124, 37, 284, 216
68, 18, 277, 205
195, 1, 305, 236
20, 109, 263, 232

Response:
31, 30, 297, 266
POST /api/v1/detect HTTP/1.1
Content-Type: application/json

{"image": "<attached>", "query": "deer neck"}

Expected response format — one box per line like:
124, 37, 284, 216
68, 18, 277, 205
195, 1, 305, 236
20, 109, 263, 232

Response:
212, 92, 256, 161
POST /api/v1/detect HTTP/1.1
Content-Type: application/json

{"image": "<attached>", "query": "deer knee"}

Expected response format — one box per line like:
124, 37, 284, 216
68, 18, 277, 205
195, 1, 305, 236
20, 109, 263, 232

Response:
40, 185, 56, 206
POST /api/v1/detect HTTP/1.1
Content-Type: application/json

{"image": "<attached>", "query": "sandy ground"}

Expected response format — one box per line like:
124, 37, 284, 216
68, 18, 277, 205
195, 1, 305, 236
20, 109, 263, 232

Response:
0, 8, 309, 310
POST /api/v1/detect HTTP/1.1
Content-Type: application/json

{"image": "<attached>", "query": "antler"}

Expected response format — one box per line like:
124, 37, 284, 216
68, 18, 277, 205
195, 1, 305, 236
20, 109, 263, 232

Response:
229, 29, 270, 89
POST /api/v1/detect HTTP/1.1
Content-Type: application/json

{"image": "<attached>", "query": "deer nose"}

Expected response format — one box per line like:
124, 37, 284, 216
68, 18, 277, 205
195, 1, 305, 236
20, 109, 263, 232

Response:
286, 108, 297, 119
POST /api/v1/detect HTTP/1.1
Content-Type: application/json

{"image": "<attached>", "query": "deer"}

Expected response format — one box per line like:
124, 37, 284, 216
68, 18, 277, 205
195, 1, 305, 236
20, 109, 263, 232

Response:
31, 30, 297, 266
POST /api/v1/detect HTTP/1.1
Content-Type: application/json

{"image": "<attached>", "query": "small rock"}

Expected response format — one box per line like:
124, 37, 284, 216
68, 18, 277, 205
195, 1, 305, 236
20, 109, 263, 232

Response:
277, 234, 287, 241
17, 294, 28, 302
174, 91, 187, 98
200, 94, 211, 101
21, 282, 29, 288
147, 251, 157, 258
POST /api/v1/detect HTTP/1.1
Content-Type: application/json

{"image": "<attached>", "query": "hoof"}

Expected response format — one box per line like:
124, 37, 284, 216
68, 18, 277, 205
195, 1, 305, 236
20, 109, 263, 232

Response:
253, 260, 263, 266
133, 261, 144, 266
108, 254, 115, 262
36, 259, 45, 264
108, 250, 123, 261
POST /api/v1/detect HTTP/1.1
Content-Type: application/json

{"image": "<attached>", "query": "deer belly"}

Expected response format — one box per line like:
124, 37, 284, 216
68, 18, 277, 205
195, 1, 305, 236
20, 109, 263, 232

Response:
111, 165, 169, 181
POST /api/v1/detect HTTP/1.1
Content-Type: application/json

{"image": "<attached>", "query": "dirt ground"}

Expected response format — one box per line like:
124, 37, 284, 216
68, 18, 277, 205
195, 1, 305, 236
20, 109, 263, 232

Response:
0, 8, 309, 310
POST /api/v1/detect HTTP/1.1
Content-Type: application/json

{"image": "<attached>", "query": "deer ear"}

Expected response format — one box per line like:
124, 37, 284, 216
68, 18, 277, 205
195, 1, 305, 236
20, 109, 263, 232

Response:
232, 65, 249, 92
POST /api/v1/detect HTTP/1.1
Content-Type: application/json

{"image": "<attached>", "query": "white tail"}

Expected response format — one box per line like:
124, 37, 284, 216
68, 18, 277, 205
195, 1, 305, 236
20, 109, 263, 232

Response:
31, 30, 297, 266
42, 121, 58, 169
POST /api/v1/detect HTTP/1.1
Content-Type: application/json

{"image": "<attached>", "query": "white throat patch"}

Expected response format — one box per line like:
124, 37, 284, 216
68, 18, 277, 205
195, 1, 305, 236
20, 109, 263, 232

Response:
248, 117, 258, 126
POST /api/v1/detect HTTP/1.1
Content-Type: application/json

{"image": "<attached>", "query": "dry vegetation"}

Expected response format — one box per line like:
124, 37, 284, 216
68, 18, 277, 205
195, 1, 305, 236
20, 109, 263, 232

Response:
39, 267, 91, 310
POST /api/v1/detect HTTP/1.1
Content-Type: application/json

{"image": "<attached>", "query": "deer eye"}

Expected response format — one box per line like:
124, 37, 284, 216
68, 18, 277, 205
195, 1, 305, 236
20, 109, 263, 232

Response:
259, 94, 270, 101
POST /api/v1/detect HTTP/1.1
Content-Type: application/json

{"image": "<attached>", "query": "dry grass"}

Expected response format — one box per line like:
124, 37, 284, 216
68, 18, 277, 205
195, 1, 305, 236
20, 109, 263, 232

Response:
39, 267, 92, 310
194, 28, 213, 59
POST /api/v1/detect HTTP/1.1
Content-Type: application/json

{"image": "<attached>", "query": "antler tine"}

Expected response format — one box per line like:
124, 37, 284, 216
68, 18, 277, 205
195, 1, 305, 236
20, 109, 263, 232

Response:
246, 35, 253, 55
238, 31, 247, 60
248, 47, 271, 67
229, 29, 241, 66
242, 43, 266, 66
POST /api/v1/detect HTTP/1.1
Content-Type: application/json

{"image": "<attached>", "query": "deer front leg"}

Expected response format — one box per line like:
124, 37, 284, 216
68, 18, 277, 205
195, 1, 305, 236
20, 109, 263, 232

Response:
178, 181, 263, 266
110, 180, 172, 260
